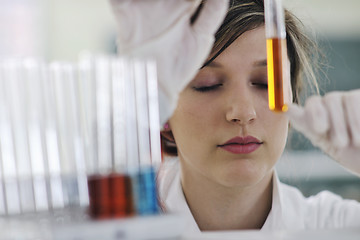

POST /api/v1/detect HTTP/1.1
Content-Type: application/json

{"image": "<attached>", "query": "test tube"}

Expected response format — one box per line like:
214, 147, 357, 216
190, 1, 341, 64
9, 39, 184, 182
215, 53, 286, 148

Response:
264, 0, 289, 112
0, 60, 21, 215
132, 59, 159, 215
86, 57, 114, 219
23, 60, 52, 213
41, 62, 65, 210
3, 60, 35, 214
110, 58, 134, 218
0, 156, 5, 215
50, 63, 86, 210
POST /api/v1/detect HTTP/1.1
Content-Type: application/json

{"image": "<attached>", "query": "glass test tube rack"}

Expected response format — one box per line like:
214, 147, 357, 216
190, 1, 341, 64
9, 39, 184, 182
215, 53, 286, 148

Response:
0, 57, 184, 239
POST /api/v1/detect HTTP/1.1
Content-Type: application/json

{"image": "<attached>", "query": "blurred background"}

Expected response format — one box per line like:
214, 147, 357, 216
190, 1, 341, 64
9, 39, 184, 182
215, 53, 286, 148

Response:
1, 0, 360, 200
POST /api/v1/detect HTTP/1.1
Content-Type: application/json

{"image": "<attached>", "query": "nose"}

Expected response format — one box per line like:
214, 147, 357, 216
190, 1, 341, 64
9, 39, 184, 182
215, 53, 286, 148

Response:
225, 91, 257, 125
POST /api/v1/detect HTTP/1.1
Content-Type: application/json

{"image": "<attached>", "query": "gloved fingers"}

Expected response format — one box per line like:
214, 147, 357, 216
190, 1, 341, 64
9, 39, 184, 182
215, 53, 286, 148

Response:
286, 100, 330, 145
343, 89, 360, 147
304, 95, 329, 135
192, 0, 229, 35
323, 92, 349, 148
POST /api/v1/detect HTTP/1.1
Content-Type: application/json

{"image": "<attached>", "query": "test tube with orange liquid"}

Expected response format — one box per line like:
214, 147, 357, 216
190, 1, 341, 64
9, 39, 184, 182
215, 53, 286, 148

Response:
264, 0, 288, 112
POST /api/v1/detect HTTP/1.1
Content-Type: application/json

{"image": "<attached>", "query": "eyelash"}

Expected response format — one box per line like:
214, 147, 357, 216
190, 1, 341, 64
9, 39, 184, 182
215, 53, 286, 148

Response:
252, 82, 268, 90
193, 84, 223, 92
193, 82, 268, 92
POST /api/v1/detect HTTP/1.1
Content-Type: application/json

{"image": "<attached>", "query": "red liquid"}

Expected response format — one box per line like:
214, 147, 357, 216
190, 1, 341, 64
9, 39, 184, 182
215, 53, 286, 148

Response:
87, 173, 134, 219
109, 174, 134, 217
87, 175, 111, 219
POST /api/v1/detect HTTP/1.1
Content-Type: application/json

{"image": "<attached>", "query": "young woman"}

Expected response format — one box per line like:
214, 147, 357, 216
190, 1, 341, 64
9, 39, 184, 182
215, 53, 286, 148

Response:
110, 0, 360, 232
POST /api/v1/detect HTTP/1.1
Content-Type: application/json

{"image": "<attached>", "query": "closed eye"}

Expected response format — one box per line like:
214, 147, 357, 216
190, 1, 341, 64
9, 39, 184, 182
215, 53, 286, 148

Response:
193, 84, 223, 92
252, 82, 268, 90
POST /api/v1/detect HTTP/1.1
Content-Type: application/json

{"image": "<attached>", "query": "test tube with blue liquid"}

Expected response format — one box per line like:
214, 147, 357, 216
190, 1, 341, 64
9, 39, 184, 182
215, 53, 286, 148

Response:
131, 59, 161, 216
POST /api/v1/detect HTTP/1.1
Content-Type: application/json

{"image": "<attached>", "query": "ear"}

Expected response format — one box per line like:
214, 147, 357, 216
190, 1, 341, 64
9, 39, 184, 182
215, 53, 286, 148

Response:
161, 122, 176, 143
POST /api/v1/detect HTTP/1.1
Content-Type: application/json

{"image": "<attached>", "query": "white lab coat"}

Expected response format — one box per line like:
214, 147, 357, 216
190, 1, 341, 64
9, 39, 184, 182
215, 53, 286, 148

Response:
157, 158, 360, 233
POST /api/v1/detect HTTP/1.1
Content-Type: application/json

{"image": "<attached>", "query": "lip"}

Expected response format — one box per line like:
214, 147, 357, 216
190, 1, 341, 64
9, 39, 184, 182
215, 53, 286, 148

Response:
218, 136, 263, 154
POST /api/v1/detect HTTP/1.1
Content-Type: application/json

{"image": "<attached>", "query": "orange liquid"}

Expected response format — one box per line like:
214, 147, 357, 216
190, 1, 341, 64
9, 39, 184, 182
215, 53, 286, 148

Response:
266, 38, 288, 112
109, 173, 134, 217
87, 173, 134, 219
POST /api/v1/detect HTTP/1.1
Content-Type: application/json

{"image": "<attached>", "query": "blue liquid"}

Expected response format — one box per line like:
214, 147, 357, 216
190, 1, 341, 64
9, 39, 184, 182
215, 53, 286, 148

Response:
133, 167, 158, 215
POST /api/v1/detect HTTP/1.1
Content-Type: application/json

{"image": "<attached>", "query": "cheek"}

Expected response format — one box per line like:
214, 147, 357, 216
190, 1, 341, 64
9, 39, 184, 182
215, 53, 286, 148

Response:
263, 111, 289, 152
173, 91, 220, 130
169, 92, 219, 154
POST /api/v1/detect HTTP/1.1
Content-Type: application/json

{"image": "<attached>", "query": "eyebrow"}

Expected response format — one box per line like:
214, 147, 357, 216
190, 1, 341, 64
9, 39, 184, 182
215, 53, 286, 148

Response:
202, 59, 267, 69
204, 61, 223, 68
254, 59, 267, 67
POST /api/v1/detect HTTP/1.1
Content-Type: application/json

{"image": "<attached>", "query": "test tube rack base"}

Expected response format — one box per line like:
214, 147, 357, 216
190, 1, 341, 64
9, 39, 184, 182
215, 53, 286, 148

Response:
0, 210, 185, 240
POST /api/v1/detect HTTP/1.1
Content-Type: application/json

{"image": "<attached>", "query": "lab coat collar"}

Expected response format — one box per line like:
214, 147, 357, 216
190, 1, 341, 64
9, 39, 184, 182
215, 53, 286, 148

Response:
261, 170, 287, 230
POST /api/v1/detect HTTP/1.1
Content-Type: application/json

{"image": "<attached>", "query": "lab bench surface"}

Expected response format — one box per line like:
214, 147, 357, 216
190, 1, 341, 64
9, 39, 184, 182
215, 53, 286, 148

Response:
182, 230, 360, 240
1, 214, 359, 240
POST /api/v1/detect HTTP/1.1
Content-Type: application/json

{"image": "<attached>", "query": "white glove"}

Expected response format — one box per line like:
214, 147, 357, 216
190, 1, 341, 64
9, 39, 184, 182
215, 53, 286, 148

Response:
109, 0, 228, 125
286, 89, 360, 176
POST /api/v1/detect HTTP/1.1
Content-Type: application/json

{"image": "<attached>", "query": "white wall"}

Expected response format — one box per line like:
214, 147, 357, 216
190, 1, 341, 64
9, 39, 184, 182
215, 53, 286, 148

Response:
33, 0, 360, 60
284, 0, 360, 39
1, 0, 360, 60
0, 0, 44, 57
42, 0, 116, 61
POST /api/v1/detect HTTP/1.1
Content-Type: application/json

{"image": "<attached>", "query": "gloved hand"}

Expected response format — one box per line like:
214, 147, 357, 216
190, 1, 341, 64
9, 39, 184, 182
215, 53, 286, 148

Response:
109, 0, 228, 125
286, 89, 360, 176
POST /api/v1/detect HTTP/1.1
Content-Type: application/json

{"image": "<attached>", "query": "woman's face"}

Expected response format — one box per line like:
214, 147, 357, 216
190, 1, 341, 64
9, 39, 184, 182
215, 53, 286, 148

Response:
169, 26, 291, 188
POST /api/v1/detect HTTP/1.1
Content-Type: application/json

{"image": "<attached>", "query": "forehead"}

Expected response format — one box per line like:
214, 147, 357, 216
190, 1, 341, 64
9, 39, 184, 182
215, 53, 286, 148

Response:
213, 26, 267, 68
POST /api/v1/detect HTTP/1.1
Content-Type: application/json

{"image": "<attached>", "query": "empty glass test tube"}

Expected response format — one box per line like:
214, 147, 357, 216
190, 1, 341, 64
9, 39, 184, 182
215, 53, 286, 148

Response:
264, 0, 289, 112
49, 62, 88, 211
0, 60, 22, 216
21, 60, 50, 214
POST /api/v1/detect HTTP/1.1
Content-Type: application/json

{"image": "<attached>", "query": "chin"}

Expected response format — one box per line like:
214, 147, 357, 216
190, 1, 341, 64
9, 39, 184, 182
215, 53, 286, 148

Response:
216, 161, 272, 188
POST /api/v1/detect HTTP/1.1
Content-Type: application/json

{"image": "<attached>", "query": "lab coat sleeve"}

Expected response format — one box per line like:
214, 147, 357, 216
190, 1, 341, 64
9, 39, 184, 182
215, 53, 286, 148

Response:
276, 181, 360, 229
308, 191, 360, 228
